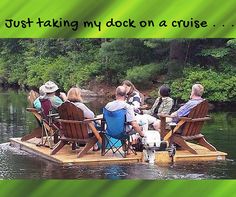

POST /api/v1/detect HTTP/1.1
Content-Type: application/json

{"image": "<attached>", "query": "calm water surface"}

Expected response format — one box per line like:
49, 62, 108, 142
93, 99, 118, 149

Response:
0, 90, 236, 179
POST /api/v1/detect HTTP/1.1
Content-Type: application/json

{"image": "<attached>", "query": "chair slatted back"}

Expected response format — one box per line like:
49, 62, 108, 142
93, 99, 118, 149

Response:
58, 102, 89, 139
40, 98, 52, 121
28, 90, 39, 107
182, 100, 208, 136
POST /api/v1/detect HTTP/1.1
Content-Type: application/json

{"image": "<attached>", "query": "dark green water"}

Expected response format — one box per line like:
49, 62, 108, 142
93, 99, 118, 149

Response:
0, 90, 236, 179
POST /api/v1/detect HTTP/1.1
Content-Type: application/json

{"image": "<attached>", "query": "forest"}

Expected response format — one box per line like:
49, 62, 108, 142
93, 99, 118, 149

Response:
0, 38, 235, 102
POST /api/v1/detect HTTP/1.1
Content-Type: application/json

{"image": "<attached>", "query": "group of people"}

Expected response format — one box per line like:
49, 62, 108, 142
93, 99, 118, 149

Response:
33, 81, 95, 119
32, 79, 205, 145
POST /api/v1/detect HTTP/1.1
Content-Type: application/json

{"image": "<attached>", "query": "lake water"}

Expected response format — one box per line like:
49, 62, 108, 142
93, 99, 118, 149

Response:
0, 90, 236, 179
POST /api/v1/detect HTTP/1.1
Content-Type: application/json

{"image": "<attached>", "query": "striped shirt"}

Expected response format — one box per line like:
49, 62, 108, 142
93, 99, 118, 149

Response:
176, 98, 203, 117
127, 91, 141, 113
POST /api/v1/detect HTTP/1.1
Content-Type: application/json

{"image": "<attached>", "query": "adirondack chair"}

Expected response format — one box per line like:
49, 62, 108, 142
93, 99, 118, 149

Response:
159, 100, 217, 154
22, 98, 60, 148
27, 90, 39, 107
51, 102, 102, 158
22, 90, 42, 141
21, 108, 43, 141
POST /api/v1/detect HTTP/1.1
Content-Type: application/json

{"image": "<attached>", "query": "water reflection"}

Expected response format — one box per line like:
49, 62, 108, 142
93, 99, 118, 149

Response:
1, 142, 236, 179
0, 90, 236, 179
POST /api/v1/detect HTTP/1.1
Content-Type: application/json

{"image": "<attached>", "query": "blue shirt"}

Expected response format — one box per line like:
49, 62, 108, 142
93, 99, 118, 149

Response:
33, 96, 63, 110
176, 98, 203, 117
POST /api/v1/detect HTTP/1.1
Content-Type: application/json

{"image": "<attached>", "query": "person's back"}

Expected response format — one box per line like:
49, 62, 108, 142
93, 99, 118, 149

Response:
33, 81, 63, 112
171, 83, 204, 122
121, 80, 142, 114
156, 97, 173, 115
105, 86, 144, 137
143, 85, 174, 117
67, 87, 94, 119
105, 100, 135, 123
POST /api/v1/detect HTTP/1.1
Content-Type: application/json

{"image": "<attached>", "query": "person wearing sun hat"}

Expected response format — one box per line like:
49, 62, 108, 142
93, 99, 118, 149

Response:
33, 81, 63, 110
33, 84, 47, 109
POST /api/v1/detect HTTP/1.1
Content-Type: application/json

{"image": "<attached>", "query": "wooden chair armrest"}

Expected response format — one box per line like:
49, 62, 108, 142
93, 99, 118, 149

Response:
57, 119, 83, 124
158, 114, 172, 118
84, 117, 104, 122
47, 113, 59, 118
178, 117, 192, 121
26, 108, 38, 113
57, 117, 103, 124
187, 117, 211, 122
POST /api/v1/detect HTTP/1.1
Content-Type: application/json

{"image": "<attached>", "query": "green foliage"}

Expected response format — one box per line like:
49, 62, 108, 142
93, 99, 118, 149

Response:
227, 39, 236, 49
0, 39, 101, 90
97, 39, 154, 84
26, 56, 100, 91
199, 47, 230, 58
0, 38, 235, 104
170, 67, 236, 102
149, 89, 160, 98
125, 63, 167, 86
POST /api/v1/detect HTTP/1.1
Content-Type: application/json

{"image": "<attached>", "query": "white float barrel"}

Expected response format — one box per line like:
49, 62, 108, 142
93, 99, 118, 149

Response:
142, 130, 161, 147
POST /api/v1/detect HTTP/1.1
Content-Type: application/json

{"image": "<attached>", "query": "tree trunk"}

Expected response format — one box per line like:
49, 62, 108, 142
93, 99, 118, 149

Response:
168, 40, 187, 78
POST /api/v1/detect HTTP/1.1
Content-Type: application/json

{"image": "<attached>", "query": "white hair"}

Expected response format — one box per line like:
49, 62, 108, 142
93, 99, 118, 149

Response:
192, 84, 204, 96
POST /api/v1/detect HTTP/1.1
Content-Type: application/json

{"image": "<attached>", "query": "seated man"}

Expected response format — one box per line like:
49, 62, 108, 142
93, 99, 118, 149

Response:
105, 86, 145, 137
171, 83, 204, 121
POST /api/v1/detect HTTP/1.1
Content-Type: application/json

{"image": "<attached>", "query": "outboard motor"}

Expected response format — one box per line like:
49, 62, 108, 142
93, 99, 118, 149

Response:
142, 130, 167, 164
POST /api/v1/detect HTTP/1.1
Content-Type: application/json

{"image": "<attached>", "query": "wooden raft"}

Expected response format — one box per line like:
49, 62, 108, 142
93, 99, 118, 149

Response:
10, 137, 142, 165
155, 142, 227, 163
9, 137, 227, 164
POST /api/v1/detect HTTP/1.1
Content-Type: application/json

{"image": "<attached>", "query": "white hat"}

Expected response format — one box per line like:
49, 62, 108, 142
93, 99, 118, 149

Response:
39, 85, 46, 99
43, 81, 59, 93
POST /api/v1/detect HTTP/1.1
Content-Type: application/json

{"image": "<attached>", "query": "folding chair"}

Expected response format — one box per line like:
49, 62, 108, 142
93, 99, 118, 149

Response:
38, 98, 60, 148
101, 108, 137, 158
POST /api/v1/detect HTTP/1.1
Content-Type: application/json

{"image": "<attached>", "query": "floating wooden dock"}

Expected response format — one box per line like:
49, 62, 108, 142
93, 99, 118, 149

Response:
10, 138, 227, 165
156, 143, 227, 163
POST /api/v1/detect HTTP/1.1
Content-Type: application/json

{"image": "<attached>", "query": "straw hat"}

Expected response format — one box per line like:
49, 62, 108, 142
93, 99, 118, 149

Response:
43, 81, 59, 93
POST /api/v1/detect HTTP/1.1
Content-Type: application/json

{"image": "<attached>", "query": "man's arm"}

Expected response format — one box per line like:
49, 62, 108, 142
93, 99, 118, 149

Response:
130, 121, 144, 137
170, 111, 178, 117
171, 100, 191, 118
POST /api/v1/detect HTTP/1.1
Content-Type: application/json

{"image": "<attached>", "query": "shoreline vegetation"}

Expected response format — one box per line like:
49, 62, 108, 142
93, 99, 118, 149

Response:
0, 38, 235, 104
1, 84, 235, 112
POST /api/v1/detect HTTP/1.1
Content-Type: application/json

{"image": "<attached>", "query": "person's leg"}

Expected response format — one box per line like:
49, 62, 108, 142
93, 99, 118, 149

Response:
153, 119, 161, 131
143, 114, 160, 131
135, 114, 149, 131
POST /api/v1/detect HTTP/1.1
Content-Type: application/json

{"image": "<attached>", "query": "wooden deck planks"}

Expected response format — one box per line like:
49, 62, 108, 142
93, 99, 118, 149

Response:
10, 137, 227, 164
155, 142, 227, 163
10, 138, 142, 164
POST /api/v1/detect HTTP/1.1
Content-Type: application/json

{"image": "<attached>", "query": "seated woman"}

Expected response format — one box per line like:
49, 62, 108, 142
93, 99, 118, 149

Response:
143, 85, 174, 117
121, 80, 159, 131
143, 85, 174, 131
121, 80, 143, 114
67, 87, 99, 150
67, 87, 94, 119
